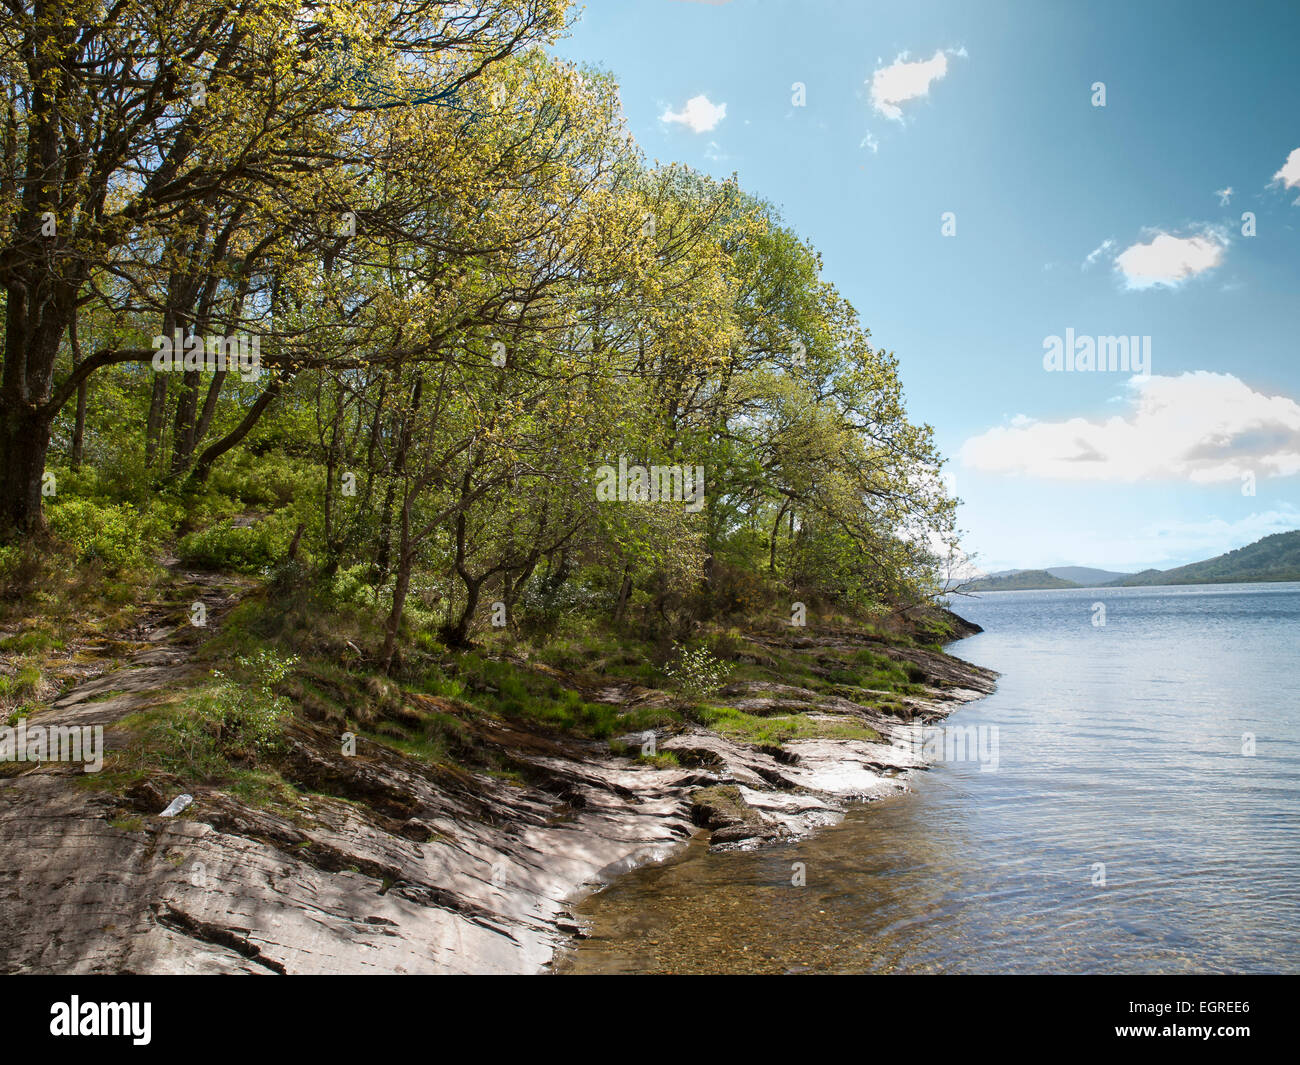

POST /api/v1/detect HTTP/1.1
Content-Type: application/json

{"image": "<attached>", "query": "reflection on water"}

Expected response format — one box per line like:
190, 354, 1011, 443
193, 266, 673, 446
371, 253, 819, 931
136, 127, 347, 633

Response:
561, 584, 1300, 974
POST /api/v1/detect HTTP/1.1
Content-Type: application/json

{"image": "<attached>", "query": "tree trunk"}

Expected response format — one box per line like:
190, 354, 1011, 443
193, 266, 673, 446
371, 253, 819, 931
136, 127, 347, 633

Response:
71, 380, 87, 470
1, 274, 69, 533
441, 490, 481, 648
145, 373, 169, 468
613, 562, 633, 624
187, 373, 287, 483
769, 500, 790, 573
442, 574, 483, 649
380, 548, 412, 675
0, 405, 54, 533
170, 368, 202, 472
68, 318, 87, 470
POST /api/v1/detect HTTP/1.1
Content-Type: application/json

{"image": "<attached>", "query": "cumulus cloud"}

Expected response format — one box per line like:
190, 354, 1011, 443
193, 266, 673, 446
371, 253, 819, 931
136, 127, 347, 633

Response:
1131, 508, 1300, 562
660, 94, 726, 133
868, 49, 961, 121
1272, 147, 1300, 193
1114, 230, 1226, 290
959, 372, 1300, 483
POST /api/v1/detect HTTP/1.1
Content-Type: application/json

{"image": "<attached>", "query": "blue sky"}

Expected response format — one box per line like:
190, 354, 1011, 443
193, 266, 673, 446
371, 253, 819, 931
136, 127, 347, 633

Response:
554, 0, 1300, 572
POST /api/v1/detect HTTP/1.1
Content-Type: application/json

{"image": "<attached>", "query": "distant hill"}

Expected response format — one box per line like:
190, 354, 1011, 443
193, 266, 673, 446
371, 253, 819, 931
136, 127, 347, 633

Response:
966, 569, 1079, 591
1115, 568, 1162, 585
1046, 566, 1134, 586
982, 565, 1133, 587
965, 531, 1300, 592
1117, 530, 1300, 586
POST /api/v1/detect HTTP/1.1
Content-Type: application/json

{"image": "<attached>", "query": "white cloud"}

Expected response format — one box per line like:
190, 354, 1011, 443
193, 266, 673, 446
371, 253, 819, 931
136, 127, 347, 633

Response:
1271, 147, 1300, 190
1127, 509, 1300, 565
1114, 230, 1226, 290
661, 94, 726, 133
960, 372, 1300, 483
1215, 186, 1234, 206
859, 130, 879, 153
1082, 238, 1115, 269
868, 49, 959, 121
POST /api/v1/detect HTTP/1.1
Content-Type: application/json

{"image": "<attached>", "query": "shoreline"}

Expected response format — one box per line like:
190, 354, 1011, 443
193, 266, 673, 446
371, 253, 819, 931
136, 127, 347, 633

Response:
0, 613, 996, 975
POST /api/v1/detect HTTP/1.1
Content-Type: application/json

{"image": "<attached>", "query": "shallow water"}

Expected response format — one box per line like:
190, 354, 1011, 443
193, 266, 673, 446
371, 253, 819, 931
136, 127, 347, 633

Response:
560, 583, 1300, 974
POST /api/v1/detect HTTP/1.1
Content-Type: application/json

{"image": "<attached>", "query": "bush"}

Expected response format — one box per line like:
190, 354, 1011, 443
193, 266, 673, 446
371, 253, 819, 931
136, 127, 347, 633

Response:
207, 452, 309, 508
517, 577, 599, 641
329, 564, 377, 606
664, 643, 731, 701
46, 498, 158, 572
208, 649, 299, 750
0, 543, 42, 595
177, 514, 295, 572
149, 649, 299, 779
267, 558, 311, 598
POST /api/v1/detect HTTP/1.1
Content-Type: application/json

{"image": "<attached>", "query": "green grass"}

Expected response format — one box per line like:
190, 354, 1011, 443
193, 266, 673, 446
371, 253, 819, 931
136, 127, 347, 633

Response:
227, 769, 303, 810
635, 751, 680, 768
695, 704, 881, 747
0, 663, 42, 703
0, 627, 63, 655
448, 653, 679, 738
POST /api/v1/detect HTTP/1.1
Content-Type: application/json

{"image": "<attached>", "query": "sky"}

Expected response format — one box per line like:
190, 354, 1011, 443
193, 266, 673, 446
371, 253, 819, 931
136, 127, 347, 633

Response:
553, 0, 1300, 573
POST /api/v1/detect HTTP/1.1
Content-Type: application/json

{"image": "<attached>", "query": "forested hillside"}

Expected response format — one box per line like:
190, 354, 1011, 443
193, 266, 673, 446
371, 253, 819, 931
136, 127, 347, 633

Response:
1, 1, 957, 669
1118, 531, 1300, 586
0, 0, 994, 978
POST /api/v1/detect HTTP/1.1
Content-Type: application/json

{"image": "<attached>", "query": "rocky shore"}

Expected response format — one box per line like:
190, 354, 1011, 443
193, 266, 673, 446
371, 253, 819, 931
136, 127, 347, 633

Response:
0, 594, 995, 975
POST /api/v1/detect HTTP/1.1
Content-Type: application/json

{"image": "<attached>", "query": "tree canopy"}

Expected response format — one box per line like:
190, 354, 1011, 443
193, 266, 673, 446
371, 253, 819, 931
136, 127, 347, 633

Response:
1, 0, 959, 662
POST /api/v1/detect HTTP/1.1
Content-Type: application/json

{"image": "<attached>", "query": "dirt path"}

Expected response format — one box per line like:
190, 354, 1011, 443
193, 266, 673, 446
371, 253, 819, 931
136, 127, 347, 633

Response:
26, 566, 252, 753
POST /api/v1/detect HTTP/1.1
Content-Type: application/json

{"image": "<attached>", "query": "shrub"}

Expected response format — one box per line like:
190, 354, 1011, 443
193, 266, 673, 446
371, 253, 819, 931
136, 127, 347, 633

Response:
209, 649, 299, 750
329, 564, 377, 606
145, 649, 299, 780
177, 515, 294, 572
46, 499, 156, 572
0, 543, 42, 595
207, 452, 308, 508
267, 558, 311, 598
664, 643, 731, 701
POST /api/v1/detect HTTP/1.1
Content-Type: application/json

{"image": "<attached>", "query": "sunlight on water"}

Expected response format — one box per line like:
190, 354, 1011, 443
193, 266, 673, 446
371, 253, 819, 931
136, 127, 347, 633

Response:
561, 583, 1300, 974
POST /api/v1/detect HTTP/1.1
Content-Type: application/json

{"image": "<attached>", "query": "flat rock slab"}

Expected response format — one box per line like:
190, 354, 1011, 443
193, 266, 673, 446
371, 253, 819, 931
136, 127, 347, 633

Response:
0, 586, 996, 974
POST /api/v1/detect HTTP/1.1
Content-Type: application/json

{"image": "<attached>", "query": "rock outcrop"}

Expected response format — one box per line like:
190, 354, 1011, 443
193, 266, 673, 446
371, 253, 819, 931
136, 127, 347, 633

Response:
0, 587, 995, 974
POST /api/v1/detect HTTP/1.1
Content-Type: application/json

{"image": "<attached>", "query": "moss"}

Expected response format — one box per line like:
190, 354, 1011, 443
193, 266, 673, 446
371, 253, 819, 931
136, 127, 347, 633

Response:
227, 769, 303, 809
690, 784, 762, 828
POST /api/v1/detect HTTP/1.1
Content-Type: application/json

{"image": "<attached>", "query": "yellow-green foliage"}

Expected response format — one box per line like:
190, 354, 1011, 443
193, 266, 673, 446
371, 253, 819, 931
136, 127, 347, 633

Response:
45, 499, 163, 573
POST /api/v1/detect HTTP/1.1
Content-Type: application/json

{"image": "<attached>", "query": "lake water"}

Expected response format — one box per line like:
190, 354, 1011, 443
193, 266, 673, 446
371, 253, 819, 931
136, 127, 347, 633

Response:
560, 583, 1300, 974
